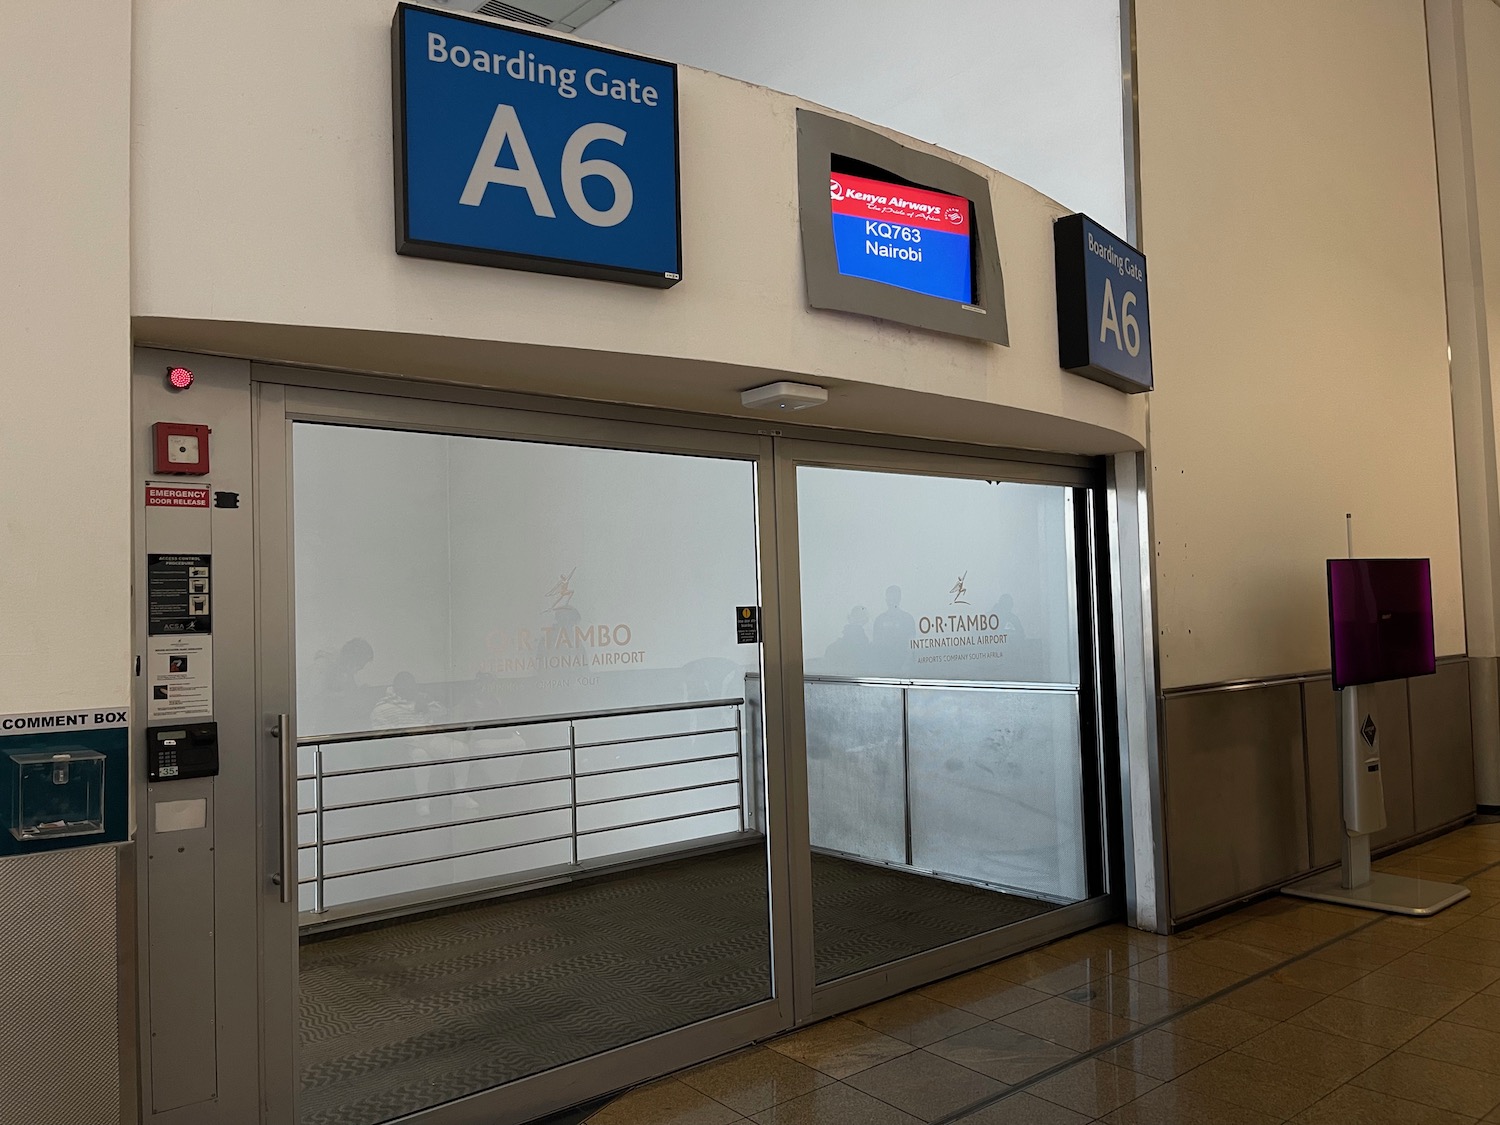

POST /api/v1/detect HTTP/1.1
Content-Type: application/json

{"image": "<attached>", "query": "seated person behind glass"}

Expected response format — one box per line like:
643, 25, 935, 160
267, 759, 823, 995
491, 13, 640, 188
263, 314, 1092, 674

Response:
371, 671, 443, 729
457, 672, 527, 800
306, 637, 374, 733
371, 673, 456, 814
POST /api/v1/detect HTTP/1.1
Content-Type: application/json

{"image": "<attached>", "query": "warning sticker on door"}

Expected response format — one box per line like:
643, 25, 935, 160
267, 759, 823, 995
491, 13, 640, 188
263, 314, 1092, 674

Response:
148, 554, 212, 635
147, 636, 213, 721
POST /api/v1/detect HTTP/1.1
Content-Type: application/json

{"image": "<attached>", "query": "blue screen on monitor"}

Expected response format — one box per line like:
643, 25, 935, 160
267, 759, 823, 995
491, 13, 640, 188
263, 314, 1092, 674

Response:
829, 171, 973, 303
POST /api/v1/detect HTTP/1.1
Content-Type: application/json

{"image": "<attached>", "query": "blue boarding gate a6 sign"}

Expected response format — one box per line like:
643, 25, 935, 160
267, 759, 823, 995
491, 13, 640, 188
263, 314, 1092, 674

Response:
393, 4, 682, 287
1053, 213, 1152, 393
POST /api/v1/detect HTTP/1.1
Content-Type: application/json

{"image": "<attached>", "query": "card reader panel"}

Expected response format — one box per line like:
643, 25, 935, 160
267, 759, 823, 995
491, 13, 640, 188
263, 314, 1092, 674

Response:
147, 723, 219, 782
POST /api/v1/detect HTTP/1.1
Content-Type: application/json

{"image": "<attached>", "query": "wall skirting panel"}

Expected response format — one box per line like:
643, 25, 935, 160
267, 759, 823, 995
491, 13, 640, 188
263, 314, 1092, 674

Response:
0, 845, 123, 1125
1162, 657, 1476, 926
1411, 661, 1477, 828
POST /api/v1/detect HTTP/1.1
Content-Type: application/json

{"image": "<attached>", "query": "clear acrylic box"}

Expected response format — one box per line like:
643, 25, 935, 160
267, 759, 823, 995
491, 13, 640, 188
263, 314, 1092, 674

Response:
8, 749, 107, 841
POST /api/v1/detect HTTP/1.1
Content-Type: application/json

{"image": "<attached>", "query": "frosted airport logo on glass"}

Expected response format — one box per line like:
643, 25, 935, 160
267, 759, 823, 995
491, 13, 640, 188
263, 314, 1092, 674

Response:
949, 572, 970, 606
545, 567, 578, 611
912, 575, 1015, 668
481, 568, 646, 675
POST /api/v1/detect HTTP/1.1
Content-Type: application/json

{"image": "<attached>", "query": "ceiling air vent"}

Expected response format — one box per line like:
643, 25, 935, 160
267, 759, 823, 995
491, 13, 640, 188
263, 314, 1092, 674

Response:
477, 1, 551, 25
430, 0, 622, 32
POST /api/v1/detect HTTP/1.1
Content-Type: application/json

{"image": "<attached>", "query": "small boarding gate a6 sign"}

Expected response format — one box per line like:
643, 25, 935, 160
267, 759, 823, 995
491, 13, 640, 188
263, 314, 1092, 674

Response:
1053, 213, 1153, 393
392, 3, 681, 287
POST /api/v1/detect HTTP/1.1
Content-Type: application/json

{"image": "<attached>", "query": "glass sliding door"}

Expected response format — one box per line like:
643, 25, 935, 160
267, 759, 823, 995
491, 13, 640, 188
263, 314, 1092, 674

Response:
253, 377, 1119, 1124
286, 421, 774, 1125
795, 464, 1095, 984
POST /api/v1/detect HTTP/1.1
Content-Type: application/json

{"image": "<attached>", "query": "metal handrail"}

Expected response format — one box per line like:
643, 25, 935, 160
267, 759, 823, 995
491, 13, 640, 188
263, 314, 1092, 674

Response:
802, 674, 1081, 692
578, 745, 738, 777
298, 696, 746, 747
315, 743, 566, 783
319, 801, 576, 847
295, 697, 749, 916
320, 774, 570, 814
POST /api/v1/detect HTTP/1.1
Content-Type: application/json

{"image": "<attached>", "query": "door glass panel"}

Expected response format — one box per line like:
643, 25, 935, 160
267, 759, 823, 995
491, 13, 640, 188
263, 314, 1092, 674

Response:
797, 466, 1090, 984
291, 423, 770, 1125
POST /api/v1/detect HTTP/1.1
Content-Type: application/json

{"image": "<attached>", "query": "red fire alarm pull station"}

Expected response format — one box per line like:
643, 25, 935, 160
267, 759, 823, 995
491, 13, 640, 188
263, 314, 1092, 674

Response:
153, 422, 211, 475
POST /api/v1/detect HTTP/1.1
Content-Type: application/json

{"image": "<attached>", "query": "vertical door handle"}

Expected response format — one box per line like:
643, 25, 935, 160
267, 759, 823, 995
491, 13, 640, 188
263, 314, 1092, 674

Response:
271, 713, 295, 904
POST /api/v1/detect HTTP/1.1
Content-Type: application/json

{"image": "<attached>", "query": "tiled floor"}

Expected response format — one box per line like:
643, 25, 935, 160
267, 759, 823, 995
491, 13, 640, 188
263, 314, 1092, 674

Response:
586, 821, 1500, 1125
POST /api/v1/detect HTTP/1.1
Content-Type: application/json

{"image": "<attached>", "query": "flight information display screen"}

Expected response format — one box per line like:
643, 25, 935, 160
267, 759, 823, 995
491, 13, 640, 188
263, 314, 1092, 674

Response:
829, 171, 973, 303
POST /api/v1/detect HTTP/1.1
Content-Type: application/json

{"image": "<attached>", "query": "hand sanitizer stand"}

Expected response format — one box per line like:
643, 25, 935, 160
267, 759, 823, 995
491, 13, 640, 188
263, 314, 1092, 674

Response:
1284, 683, 1469, 915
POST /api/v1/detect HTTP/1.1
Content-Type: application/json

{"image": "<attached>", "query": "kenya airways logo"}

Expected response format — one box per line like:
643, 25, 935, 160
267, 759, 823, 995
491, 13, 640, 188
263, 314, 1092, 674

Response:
945, 207, 965, 225
830, 179, 845, 201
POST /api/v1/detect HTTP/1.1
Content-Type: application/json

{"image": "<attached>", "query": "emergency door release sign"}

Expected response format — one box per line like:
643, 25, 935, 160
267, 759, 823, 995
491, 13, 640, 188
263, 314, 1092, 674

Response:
146, 484, 210, 508
148, 554, 213, 636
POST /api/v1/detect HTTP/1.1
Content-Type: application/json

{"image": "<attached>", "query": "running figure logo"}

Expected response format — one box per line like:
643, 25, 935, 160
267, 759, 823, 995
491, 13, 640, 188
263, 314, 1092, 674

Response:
949, 572, 970, 605
545, 567, 577, 611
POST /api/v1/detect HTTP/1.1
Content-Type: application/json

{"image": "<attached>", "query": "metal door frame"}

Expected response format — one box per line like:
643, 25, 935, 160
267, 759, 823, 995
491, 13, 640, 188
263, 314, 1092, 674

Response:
130, 349, 1149, 1125
253, 372, 796, 1125
246, 362, 1130, 1123
770, 437, 1121, 1023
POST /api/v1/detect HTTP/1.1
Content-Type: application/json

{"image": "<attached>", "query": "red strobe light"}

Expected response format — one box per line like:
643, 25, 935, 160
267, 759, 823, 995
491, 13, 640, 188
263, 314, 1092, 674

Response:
167, 366, 195, 390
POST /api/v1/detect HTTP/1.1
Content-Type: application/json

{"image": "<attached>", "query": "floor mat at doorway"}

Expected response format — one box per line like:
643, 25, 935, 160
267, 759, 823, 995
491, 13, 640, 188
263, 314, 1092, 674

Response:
298, 849, 1057, 1125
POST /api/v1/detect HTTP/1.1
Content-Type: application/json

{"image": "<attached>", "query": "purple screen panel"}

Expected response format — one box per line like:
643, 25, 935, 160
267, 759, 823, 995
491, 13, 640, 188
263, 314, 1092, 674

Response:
1327, 558, 1436, 690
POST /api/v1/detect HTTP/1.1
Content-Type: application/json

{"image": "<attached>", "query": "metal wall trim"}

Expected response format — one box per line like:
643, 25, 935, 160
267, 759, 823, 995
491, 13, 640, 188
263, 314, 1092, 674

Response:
252, 377, 299, 1125
770, 438, 818, 1026
754, 430, 798, 1036
1107, 453, 1168, 933
1162, 654, 1471, 698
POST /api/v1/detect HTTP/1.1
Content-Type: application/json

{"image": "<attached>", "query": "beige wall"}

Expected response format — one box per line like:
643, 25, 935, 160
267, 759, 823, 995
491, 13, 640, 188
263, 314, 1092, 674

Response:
129, 1, 1144, 456
1138, 0, 1462, 690
0, 3, 131, 1121
0, 0, 132, 711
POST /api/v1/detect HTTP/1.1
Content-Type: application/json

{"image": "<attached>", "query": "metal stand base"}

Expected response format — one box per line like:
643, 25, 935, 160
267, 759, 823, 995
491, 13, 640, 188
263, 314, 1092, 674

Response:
1283, 684, 1470, 917
1284, 869, 1470, 916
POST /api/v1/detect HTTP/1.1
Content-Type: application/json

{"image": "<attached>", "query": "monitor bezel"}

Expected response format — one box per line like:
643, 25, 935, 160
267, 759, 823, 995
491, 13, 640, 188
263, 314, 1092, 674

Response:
797, 109, 1009, 346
